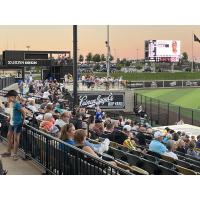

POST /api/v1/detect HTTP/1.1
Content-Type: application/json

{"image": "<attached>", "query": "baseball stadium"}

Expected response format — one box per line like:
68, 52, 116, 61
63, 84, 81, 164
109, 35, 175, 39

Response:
1, 26, 200, 176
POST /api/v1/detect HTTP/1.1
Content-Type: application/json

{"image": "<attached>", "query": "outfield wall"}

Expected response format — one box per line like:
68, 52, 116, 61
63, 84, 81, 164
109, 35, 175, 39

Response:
127, 79, 200, 89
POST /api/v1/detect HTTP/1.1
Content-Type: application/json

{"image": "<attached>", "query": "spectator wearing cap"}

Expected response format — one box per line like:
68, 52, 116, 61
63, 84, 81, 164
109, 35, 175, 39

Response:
149, 131, 167, 155
2, 90, 26, 161
163, 140, 178, 160
123, 125, 133, 138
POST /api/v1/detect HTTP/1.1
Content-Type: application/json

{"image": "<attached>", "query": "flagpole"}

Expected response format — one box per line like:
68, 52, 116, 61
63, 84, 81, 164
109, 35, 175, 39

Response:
192, 32, 194, 72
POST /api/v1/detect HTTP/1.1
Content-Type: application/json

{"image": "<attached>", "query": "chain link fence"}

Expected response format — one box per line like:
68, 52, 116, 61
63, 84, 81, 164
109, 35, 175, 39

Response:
134, 93, 200, 126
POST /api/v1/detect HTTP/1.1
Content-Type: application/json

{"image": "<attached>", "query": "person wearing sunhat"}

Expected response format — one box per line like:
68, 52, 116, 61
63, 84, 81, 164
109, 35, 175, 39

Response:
1, 90, 26, 160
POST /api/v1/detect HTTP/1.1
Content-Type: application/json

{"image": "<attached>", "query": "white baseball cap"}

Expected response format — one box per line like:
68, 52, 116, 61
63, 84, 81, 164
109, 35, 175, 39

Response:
123, 125, 132, 132
154, 131, 164, 139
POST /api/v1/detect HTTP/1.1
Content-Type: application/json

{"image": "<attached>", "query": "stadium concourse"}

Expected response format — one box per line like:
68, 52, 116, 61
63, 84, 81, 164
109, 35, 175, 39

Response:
1, 77, 200, 175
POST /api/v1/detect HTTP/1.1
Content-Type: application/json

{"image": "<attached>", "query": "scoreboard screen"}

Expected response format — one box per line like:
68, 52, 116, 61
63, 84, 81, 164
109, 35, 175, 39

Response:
145, 40, 181, 62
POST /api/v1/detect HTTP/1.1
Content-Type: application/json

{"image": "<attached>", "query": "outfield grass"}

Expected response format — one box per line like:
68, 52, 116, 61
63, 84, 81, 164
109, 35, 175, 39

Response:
90, 72, 200, 81
136, 88, 200, 110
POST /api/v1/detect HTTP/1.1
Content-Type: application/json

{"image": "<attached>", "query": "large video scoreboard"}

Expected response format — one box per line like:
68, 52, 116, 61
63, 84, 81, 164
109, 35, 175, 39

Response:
145, 40, 181, 62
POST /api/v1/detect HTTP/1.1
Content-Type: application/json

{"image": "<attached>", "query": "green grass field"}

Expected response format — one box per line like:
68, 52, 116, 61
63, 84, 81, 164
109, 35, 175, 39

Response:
136, 88, 200, 110
90, 72, 200, 81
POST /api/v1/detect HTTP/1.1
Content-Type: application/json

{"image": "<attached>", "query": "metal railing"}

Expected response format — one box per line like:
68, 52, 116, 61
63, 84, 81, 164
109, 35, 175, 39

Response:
0, 113, 132, 175
134, 93, 200, 126
0, 77, 15, 90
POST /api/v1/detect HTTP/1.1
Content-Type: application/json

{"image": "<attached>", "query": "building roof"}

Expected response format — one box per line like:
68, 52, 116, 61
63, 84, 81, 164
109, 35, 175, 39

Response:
3, 50, 70, 54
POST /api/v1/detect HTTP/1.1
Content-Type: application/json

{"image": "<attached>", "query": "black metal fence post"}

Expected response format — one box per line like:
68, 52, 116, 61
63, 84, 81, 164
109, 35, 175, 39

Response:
158, 100, 160, 125
192, 110, 194, 125
45, 137, 49, 174
150, 98, 152, 126
167, 103, 170, 125
178, 106, 181, 122
73, 25, 78, 109
145, 96, 147, 112
134, 93, 137, 107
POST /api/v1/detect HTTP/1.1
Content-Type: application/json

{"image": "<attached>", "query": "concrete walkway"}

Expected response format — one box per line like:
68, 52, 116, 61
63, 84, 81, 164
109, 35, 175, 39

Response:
0, 83, 44, 175
0, 142, 43, 175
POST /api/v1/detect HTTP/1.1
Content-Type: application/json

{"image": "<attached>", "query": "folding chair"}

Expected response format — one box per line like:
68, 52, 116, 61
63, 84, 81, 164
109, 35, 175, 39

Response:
161, 154, 176, 164
129, 149, 143, 157
112, 148, 128, 162
158, 159, 175, 170
139, 158, 160, 175
126, 153, 142, 166
175, 165, 197, 175
143, 153, 158, 163
158, 165, 180, 175
147, 150, 162, 159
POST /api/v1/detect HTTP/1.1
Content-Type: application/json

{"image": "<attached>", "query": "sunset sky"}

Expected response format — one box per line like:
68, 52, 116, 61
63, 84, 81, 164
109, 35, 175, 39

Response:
0, 25, 200, 61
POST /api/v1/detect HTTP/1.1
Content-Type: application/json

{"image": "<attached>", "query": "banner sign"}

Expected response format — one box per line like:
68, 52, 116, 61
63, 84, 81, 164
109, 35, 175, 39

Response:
78, 92, 125, 109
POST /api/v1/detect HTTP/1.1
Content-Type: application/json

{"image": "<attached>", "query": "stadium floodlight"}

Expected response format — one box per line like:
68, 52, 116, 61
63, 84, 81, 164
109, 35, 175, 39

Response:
73, 25, 78, 109
106, 25, 110, 78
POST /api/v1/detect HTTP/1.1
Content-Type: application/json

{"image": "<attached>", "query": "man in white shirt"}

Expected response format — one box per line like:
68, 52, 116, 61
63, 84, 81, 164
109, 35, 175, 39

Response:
164, 140, 178, 160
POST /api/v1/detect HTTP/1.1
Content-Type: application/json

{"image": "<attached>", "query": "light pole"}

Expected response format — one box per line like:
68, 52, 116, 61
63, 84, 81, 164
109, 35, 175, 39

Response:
73, 25, 78, 109
106, 25, 110, 77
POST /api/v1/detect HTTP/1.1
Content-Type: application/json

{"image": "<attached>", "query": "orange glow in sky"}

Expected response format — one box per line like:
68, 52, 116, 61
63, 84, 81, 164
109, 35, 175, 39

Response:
0, 25, 200, 61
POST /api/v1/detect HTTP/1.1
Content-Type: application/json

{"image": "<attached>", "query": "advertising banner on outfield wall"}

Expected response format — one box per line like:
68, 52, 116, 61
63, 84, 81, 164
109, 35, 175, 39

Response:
182, 80, 200, 87
164, 81, 182, 87
127, 80, 200, 89
144, 81, 164, 88
78, 92, 125, 109
127, 82, 144, 88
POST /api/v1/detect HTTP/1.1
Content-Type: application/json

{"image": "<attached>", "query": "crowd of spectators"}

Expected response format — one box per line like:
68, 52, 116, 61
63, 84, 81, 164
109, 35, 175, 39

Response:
80, 74, 123, 90
1, 77, 200, 174
149, 127, 200, 160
